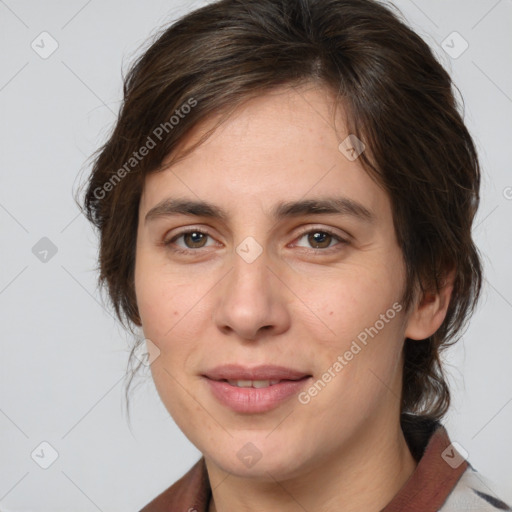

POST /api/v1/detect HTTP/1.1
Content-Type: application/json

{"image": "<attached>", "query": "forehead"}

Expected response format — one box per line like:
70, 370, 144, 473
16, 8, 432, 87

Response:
139, 84, 388, 220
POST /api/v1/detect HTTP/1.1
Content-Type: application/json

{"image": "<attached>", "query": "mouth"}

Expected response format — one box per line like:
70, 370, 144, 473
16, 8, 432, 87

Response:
202, 363, 311, 382
201, 364, 312, 413
219, 378, 306, 388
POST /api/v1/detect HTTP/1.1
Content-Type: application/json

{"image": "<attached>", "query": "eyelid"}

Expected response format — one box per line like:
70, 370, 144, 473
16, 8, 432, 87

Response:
162, 224, 351, 253
289, 225, 350, 252
163, 226, 216, 247
292, 224, 350, 241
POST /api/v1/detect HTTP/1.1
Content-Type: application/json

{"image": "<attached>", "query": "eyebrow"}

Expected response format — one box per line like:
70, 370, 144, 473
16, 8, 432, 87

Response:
144, 196, 375, 224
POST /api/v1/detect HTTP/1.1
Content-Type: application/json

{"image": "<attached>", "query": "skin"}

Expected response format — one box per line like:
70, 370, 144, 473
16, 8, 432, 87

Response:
134, 83, 453, 512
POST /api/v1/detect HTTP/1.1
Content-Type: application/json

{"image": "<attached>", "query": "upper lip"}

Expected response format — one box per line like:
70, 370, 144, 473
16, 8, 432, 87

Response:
203, 364, 311, 381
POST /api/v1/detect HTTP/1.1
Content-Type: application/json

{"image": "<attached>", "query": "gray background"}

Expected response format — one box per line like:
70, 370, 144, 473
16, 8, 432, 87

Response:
0, 0, 511, 510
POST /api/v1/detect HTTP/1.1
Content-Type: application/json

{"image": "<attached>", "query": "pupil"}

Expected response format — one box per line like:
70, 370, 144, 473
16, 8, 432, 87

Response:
186, 232, 205, 247
309, 231, 330, 248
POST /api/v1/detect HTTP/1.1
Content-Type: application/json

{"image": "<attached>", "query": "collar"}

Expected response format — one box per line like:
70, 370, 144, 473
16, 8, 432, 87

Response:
140, 415, 468, 511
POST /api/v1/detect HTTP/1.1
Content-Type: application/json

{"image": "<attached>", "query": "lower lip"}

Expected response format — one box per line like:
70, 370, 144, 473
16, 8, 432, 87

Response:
204, 377, 311, 413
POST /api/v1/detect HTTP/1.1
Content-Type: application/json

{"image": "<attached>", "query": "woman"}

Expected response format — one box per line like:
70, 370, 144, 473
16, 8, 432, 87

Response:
82, 0, 511, 510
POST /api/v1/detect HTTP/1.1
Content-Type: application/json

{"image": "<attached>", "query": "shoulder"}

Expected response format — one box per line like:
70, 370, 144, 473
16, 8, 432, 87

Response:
138, 457, 211, 512
440, 464, 511, 511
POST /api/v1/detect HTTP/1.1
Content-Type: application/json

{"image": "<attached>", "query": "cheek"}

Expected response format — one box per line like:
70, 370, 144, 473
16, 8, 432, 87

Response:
134, 256, 215, 390
295, 266, 407, 404
302, 311, 406, 426
135, 246, 198, 341
293, 265, 403, 345
135, 262, 208, 428
136, 279, 196, 348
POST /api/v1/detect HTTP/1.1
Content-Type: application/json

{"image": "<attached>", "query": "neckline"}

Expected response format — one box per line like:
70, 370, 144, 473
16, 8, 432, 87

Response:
145, 414, 467, 512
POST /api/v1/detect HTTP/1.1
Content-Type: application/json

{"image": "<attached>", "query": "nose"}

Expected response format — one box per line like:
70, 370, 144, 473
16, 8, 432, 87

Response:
212, 248, 291, 341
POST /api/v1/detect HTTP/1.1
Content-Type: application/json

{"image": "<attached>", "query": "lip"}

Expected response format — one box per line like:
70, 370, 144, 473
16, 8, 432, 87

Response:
202, 364, 312, 413
202, 364, 310, 381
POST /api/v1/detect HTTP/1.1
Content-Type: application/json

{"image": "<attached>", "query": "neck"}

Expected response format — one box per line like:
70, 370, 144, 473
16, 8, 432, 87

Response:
206, 414, 417, 512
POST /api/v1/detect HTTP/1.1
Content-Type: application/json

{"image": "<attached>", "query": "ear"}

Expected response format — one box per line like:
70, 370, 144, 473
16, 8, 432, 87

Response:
404, 270, 455, 340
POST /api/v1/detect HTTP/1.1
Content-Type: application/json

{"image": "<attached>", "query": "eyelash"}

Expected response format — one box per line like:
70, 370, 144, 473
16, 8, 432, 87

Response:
163, 226, 349, 255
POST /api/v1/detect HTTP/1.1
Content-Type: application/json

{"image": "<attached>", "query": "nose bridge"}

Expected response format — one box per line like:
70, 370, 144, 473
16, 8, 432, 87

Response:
227, 243, 271, 311
228, 232, 270, 294
212, 240, 289, 340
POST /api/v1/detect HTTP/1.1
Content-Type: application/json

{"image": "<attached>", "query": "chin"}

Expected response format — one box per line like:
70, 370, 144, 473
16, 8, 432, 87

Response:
202, 435, 313, 481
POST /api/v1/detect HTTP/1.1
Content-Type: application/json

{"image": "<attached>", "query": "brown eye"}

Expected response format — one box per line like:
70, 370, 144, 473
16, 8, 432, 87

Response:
164, 229, 214, 251
307, 231, 333, 249
182, 231, 208, 248
293, 228, 348, 252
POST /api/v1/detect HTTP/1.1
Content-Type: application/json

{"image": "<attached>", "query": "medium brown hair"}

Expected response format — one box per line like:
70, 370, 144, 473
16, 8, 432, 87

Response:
81, 0, 482, 423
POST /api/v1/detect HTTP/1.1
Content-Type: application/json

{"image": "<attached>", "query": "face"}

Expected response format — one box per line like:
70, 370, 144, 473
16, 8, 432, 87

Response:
135, 84, 414, 480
